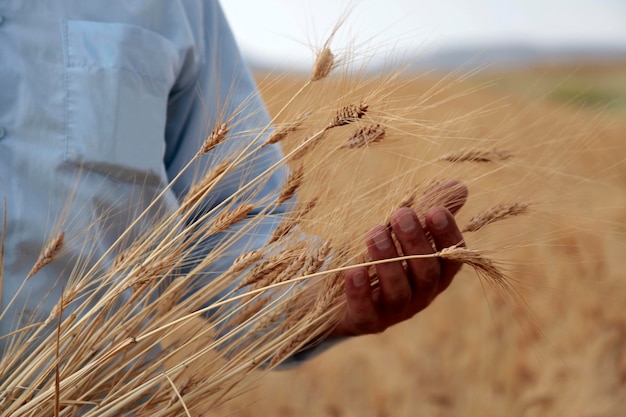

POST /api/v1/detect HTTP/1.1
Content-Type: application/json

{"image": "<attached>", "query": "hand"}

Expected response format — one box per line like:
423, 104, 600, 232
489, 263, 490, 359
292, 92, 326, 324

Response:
330, 181, 468, 337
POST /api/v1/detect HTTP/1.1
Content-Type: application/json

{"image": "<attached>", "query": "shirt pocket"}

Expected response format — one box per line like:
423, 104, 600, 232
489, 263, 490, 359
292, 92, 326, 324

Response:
62, 20, 180, 185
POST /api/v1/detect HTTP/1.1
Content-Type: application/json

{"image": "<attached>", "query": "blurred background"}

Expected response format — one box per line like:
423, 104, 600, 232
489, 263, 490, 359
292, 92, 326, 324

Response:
221, 0, 626, 71
203, 2, 626, 416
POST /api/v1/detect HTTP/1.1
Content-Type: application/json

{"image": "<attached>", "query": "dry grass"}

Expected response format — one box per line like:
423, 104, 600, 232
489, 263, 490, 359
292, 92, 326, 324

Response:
1, 29, 625, 417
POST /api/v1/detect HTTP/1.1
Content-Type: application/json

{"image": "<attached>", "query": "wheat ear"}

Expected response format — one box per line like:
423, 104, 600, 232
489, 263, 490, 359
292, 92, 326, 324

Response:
342, 123, 387, 148
262, 112, 309, 148
311, 47, 335, 81
197, 123, 229, 156
278, 165, 304, 204
439, 148, 513, 163
207, 204, 255, 236
269, 199, 317, 244
26, 232, 65, 280
463, 202, 530, 233
327, 102, 369, 129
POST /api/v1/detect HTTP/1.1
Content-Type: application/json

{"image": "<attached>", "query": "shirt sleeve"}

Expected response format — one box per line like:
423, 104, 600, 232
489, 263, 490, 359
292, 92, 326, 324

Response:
163, 0, 290, 277
163, 0, 285, 201
160, 1, 338, 368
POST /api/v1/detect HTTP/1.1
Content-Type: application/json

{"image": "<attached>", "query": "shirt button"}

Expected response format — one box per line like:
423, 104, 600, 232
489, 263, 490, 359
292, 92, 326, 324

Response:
0, 128, 5, 139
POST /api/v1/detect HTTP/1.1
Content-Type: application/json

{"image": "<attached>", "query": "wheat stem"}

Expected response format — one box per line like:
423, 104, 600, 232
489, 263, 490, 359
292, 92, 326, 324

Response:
164, 374, 192, 417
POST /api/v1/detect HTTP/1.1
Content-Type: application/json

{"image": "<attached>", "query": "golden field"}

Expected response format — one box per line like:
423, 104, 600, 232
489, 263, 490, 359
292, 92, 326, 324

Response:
198, 63, 626, 416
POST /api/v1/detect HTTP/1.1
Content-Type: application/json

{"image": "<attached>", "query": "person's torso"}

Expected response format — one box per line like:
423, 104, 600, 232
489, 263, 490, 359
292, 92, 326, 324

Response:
0, 0, 203, 346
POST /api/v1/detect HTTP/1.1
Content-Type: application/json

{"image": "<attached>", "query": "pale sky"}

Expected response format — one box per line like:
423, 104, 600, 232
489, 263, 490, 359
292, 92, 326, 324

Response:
220, 0, 626, 68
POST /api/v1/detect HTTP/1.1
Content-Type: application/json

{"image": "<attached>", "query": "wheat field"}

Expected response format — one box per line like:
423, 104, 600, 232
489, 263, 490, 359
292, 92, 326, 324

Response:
190, 63, 626, 416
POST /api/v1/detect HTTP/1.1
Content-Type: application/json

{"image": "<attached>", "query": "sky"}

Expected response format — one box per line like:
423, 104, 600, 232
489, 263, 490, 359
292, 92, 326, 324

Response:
220, 0, 626, 68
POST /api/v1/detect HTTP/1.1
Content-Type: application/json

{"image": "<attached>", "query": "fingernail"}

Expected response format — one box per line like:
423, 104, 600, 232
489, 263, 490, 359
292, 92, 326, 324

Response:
431, 210, 449, 230
396, 210, 416, 232
372, 229, 391, 250
352, 270, 368, 287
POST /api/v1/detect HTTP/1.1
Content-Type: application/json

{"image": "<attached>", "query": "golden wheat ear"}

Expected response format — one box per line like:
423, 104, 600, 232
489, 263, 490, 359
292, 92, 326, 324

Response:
341, 124, 387, 149
197, 123, 230, 156
26, 232, 65, 281
438, 148, 513, 163
311, 47, 335, 82
463, 202, 531, 233
309, 12, 347, 82
262, 112, 309, 148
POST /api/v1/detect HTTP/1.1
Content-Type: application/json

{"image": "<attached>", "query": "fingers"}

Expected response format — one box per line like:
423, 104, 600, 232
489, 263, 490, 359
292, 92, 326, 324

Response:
366, 226, 412, 316
425, 206, 465, 292
389, 208, 440, 305
336, 180, 469, 338
343, 267, 379, 334
363, 205, 462, 319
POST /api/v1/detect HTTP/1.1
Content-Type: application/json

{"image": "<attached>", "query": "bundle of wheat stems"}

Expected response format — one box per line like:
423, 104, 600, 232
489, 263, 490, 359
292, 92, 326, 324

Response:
0, 33, 535, 417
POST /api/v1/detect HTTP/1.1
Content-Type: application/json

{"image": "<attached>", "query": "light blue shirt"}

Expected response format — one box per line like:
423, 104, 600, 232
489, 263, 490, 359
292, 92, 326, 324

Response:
0, 0, 291, 352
